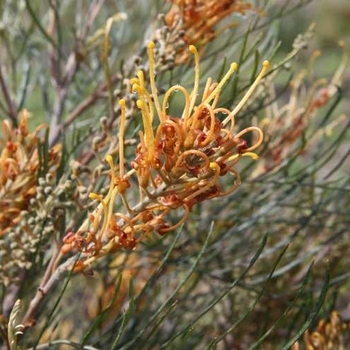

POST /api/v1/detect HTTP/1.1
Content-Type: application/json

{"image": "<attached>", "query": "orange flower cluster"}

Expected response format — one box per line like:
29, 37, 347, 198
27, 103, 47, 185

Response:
292, 311, 350, 350
62, 42, 269, 270
165, 0, 257, 47
0, 111, 61, 236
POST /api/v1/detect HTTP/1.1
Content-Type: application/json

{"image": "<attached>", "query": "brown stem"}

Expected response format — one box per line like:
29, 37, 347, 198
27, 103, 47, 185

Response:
47, 1, 106, 146
21, 255, 77, 329
48, 72, 122, 147
48, 84, 105, 147
81, 0, 105, 39
2, 277, 24, 317
47, 1, 108, 147
49, 51, 80, 146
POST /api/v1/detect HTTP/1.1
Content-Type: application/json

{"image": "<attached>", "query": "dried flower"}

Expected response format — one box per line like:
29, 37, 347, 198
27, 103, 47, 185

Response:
256, 41, 347, 174
0, 111, 63, 285
0, 110, 61, 236
164, 0, 258, 62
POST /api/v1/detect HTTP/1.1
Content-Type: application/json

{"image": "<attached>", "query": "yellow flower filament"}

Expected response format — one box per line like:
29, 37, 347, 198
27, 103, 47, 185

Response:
118, 99, 126, 177
202, 62, 238, 105
88, 155, 118, 240
227, 152, 259, 163
223, 61, 270, 126
133, 71, 155, 122
148, 41, 165, 122
88, 192, 108, 234
87, 155, 115, 232
202, 78, 213, 101
137, 99, 155, 164
188, 45, 200, 115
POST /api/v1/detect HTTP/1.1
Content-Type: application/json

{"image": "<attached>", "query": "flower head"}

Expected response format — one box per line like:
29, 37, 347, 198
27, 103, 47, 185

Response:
62, 42, 269, 269
164, 0, 259, 62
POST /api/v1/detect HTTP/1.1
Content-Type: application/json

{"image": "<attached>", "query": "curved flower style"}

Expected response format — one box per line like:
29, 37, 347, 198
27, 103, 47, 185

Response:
62, 42, 269, 270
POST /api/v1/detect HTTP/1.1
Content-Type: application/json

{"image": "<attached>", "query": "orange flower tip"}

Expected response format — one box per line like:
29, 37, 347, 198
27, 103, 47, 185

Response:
189, 45, 197, 54
119, 99, 126, 107
148, 41, 155, 50
263, 60, 270, 69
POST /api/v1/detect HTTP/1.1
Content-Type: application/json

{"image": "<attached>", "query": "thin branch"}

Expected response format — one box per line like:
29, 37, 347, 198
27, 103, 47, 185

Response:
81, 0, 105, 39
21, 255, 77, 329
48, 73, 121, 147
24, 0, 58, 50
47, 0, 106, 146
0, 63, 18, 124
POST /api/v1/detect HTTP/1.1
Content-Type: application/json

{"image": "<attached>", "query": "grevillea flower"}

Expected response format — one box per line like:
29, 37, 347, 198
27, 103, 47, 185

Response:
0, 110, 61, 236
165, 0, 258, 62
62, 42, 269, 270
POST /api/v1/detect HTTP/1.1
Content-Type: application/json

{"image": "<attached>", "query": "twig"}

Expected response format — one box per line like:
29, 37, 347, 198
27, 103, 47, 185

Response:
21, 255, 77, 328
48, 73, 121, 146
24, 0, 58, 50
0, 63, 18, 124
47, 2, 80, 146
47, 1, 107, 146
81, 0, 105, 39
48, 84, 104, 147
